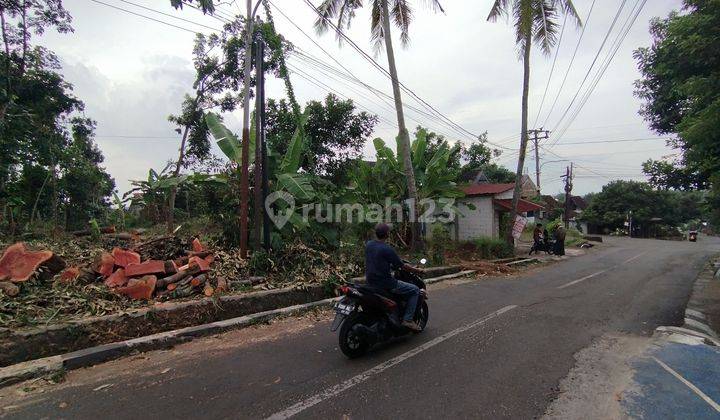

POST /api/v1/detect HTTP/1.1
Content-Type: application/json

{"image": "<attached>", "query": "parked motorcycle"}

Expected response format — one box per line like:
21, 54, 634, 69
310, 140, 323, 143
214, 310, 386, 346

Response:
689, 230, 698, 242
331, 259, 429, 358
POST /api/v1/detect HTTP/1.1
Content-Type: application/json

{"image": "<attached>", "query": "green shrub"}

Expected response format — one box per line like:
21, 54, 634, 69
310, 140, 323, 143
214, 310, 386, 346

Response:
472, 237, 514, 259
427, 223, 451, 266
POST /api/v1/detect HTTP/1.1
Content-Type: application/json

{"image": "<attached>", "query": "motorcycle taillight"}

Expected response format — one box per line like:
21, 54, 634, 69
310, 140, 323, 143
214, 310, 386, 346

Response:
339, 285, 350, 295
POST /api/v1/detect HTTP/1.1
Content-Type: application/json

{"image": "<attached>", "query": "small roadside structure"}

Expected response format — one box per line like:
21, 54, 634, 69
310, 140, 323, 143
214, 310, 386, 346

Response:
453, 183, 544, 241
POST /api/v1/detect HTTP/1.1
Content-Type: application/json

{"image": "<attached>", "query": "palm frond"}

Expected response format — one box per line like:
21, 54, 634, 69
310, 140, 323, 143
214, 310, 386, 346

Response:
487, 0, 510, 21
554, 0, 581, 27
533, 0, 559, 56
370, 0, 385, 53
392, 0, 413, 46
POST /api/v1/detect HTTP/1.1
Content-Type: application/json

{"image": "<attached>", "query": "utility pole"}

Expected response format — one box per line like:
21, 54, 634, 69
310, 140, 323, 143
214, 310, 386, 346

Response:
253, 34, 264, 250
238, 0, 254, 259
528, 128, 549, 196
562, 163, 574, 229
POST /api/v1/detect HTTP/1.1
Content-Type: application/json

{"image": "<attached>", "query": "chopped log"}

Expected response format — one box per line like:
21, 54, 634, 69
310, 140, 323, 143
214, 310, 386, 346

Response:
155, 266, 200, 288
0, 281, 19, 297
114, 275, 157, 300
182, 250, 212, 258
125, 260, 166, 278
190, 274, 207, 288
171, 283, 196, 299
59, 267, 81, 283
163, 260, 178, 276
166, 283, 177, 291
0, 243, 55, 282
188, 256, 210, 272
94, 253, 115, 278
215, 276, 228, 294
104, 268, 128, 288
203, 283, 214, 297
191, 238, 204, 253
111, 248, 141, 268
174, 255, 189, 266
71, 226, 116, 237
229, 276, 267, 288
106, 233, 134, 240
204, 254, 215, 264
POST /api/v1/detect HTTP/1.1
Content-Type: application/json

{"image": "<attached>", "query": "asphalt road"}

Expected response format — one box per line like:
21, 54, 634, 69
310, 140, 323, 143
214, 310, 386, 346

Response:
3, 236, 719, 419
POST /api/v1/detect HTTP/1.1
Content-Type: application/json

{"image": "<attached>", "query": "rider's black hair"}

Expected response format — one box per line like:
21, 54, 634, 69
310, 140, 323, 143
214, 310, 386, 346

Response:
375, 223, 390, 240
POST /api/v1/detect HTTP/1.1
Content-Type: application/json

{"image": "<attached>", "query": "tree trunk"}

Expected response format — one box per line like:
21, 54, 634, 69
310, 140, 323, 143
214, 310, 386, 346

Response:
381, 0, 421, 250
506, 33, 533, 245
29, 168, 51, 226
167, 125, 191, 232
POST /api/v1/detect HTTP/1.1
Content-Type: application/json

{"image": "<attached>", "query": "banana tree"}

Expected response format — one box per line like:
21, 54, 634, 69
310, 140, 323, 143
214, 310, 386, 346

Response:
205, 111, 318, 234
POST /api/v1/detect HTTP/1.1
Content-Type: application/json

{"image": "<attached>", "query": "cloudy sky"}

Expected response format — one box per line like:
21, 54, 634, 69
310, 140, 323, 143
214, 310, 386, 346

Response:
39, 0, 682, 196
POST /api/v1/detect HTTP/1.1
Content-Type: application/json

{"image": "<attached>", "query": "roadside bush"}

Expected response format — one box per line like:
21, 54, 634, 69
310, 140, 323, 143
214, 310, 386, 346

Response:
427, 223, 451, 266
471, 237, 514, 259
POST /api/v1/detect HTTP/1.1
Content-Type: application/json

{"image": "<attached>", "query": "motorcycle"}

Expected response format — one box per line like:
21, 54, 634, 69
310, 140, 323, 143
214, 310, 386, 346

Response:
331, 259, 429, 358
689, 230, 698, 242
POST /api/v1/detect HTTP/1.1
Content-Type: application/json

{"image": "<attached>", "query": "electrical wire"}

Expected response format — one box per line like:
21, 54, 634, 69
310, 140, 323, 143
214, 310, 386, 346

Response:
88, 0, 219, 34
116, 0, 222, 31
533, 12, 568, 128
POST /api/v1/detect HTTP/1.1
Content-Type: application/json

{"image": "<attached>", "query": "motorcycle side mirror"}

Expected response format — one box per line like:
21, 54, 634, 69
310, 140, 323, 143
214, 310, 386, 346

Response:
420, 258, 427, 265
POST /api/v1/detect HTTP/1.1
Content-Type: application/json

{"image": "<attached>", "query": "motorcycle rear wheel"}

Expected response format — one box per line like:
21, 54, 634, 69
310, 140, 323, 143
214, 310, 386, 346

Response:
339, 312, 371, 358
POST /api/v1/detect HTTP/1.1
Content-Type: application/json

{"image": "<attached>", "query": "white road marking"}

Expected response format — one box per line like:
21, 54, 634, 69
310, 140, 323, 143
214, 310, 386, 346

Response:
652, 356, 720, 413
623, 251, 648, 264
557, 269, 611, 289
557, 251, 650, 289
265, 305, 518, 420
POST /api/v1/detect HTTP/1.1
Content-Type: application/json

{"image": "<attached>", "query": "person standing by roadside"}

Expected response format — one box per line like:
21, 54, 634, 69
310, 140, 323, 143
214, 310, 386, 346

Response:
554, 225, 566, 256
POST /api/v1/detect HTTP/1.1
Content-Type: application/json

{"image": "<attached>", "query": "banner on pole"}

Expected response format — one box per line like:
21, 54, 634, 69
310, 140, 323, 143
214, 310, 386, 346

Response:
512, 215, 527, 239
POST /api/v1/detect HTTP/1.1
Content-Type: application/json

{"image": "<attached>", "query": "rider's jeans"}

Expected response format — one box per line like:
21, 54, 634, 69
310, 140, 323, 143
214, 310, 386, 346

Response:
392, 280, 420, 322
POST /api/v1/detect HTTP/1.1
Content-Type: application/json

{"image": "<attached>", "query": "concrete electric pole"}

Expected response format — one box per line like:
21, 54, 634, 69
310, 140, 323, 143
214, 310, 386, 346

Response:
562, 163, 574, 229
528, 128, 550, 196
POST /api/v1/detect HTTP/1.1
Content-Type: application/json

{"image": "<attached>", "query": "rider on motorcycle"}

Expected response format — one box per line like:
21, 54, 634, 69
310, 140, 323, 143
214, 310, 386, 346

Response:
365, 223, 425, 332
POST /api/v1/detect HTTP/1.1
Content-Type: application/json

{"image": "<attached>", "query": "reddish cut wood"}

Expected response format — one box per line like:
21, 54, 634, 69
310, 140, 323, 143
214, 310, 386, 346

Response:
104, 268, 128, 288
125, 260, 166, 278
114, 275, 157, 300
192, 238, 204, 253
111, 248, 141, 268
59, 267, 81, 283
189, 256, 210, 273
0, 243, 54, 283
95, 253, 115, 278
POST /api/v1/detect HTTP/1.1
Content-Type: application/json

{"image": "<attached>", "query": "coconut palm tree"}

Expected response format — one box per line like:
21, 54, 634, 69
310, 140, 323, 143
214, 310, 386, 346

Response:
314, 0, 444, 250
487, 0, 581, 244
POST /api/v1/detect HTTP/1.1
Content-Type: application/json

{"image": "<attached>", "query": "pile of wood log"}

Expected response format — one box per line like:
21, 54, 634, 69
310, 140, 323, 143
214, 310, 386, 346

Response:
98, 238, 227, 300
0, 238, 228, 301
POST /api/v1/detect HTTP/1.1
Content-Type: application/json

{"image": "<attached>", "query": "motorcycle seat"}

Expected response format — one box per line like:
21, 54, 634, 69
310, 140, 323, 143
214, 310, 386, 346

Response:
357, 284, 399, 301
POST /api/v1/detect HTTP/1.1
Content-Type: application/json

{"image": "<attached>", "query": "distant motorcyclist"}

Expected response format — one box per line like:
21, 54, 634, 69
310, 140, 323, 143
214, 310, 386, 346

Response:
365, 223, 424, 332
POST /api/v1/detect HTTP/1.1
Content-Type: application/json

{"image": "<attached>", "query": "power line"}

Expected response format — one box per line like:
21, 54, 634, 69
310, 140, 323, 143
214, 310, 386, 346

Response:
550, 0, 648, 145
549, 0, 629, 134
553, 137, 669, 146
533, 12, 568, 128
301, 0, 512, 150
88, 0, 218, 34
541, 0, 597, 128
116, 0, 222, 31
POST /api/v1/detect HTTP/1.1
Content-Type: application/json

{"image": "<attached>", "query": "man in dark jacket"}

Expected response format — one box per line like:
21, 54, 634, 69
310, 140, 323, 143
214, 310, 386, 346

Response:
529, 224, 543, 255
554, 225, 567, 256
365, 223, 424, 331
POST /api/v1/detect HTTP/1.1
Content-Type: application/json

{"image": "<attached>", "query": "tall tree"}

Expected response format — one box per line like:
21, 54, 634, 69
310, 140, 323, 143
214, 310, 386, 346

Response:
634, 0, 720, 226
314, 0, 445, 249
487, 0, 581, 243
265, 94, 377, 185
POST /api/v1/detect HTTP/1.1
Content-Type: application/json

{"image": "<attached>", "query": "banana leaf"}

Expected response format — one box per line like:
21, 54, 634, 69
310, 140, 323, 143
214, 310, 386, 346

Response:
280, 111, 308, 173
276, 173, 315, 201
206, 112, 255, 165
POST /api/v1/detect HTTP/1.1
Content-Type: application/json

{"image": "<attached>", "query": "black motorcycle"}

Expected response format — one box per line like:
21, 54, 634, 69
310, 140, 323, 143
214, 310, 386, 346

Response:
331, 259, 429, 358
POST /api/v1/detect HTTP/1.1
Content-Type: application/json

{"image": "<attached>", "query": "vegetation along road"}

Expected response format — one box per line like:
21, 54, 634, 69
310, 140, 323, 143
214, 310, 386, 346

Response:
2, 235, 718, 419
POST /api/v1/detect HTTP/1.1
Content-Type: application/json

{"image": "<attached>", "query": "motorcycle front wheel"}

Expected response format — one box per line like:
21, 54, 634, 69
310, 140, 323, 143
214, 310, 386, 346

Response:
416, 301, 429, 332
339, 312, 371, 358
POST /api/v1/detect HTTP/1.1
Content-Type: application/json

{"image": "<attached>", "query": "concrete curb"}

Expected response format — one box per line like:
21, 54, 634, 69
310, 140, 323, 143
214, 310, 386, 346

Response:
0, 269, 477, 388
654, 257, 720, 345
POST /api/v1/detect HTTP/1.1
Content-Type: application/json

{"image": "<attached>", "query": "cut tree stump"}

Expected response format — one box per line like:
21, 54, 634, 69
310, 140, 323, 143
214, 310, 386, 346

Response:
111, 248, 141, 268
0, 243, 63, 282
188, 256, 210, 273
94, 253, 115, 278
203, 283, 214, 297
114, 275, 157, 300
125, 260, 166, 278
192, 238, 204, 253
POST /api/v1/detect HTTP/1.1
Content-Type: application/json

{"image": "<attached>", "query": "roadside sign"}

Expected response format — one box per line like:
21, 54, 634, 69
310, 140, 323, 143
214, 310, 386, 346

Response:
512, 215, 527, 239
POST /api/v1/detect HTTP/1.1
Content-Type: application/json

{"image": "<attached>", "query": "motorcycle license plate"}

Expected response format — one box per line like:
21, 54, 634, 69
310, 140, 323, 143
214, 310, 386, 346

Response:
334, 302, 355, 315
